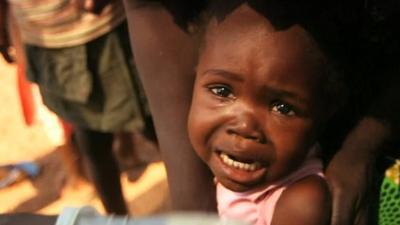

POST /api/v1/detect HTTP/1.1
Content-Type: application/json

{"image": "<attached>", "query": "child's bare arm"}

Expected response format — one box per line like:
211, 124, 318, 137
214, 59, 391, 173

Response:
271, 175, 331, 225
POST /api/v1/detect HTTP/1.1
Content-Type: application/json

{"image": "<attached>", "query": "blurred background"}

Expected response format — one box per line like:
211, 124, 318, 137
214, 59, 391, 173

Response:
0, 56, 170, 216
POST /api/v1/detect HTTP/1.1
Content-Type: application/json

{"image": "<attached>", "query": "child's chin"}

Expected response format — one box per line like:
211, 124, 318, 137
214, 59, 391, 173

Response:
219, 178, 266, 193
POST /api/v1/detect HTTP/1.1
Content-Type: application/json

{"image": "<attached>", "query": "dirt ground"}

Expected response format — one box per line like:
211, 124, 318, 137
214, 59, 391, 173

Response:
0, 57, 171, 216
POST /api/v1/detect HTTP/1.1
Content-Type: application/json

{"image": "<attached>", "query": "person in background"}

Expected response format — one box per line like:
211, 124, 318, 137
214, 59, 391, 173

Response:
1, 1, 399, 225
0, 0, 152, 215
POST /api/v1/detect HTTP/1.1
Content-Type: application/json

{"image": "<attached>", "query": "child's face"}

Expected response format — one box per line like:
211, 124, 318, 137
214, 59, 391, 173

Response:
188, 5, 329, 192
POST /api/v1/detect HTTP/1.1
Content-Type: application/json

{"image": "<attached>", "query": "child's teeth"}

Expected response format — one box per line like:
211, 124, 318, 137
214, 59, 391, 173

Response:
249, 164, 256, 171
219, 152, 259, 171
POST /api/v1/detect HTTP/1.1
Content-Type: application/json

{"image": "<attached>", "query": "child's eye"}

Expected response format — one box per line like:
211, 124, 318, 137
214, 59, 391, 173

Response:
209, 85, 234, 99
271, 101, 296, 116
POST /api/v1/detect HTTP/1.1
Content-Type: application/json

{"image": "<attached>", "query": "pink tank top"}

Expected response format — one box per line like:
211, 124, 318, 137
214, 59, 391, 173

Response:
217, 156, 324, 225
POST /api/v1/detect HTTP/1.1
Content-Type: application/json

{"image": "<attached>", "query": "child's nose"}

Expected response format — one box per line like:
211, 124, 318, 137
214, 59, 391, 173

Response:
226, 112, 266, 143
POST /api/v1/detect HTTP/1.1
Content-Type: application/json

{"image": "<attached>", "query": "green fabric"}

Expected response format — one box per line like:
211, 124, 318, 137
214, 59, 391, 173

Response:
24, 22, 149, 132
379, 161, 400, 225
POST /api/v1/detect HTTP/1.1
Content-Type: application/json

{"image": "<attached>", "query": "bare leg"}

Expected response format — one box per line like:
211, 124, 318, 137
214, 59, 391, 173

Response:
123, 1, 216, 211
74, 127, 128, 214
114, 132, 143, 167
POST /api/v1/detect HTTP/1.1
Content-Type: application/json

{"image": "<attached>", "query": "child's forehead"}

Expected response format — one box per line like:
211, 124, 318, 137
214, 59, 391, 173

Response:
202, 10, 325, 72
198, 4, 327, 91
205, 4, 275, 40
204, 4, 320, 54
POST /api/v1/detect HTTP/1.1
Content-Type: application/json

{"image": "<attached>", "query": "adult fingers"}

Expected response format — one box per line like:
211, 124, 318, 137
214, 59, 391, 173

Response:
355, 167, 380, 225
329, 182, 356, 225
354, 203, 369, 225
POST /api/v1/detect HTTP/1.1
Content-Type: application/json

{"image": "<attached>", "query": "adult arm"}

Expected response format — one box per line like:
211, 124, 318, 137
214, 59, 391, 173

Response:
122, 0, 216, 211
327, 68, 400, 225
326, 3, 400, 224
326, 117, 391, 225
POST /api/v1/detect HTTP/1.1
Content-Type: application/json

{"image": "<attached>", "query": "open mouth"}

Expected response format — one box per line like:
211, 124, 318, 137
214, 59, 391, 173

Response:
219, 152, 262, 172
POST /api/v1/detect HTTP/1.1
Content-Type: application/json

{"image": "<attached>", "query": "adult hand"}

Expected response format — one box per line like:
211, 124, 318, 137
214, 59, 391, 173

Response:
325, 117, 390, 225
77, 0, 113, 14
325, 148, 376, 225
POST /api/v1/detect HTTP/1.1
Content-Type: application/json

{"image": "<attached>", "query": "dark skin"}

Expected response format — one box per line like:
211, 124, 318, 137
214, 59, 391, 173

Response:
122, 1, 392, 225
122, 0, 216, 211
325, 117, 390, 225
188, 5, 331, 224
73, 129, 127, 214
0, 0, 395, 224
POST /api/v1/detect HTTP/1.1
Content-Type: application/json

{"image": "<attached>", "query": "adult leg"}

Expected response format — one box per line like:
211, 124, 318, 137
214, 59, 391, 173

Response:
123, 1, 216, 211
74, 127, 128, 214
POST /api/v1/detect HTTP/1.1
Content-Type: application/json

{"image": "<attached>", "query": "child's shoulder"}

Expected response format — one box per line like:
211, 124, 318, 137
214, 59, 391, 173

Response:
271, 175, 331, 225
